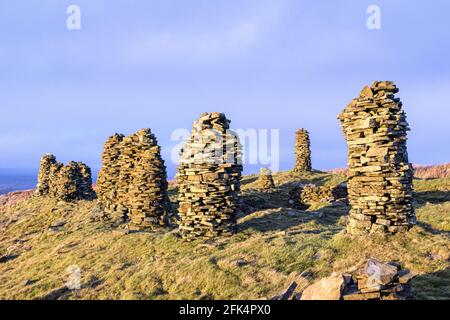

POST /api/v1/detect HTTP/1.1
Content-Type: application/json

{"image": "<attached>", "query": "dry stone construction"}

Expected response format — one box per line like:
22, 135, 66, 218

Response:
257, 168, 275, 190
289, 183, 348, 209
338, 81, 416, 235
96, 129, 170, 229
176, 112, 243, 240
35, 154, 95, 201
294, 129, 312, 173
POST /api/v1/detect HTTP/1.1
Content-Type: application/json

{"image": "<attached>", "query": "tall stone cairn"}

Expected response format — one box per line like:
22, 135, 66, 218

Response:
338, 81, 416, 235
96, 129, 170, 229
177, 112, 243, 240
35, 154, 59, 196
35, 154, 95, 201
257, 168, 275, 190
96, 134, 124, 219
126, 130, 170, 229
294, 129, 312, 172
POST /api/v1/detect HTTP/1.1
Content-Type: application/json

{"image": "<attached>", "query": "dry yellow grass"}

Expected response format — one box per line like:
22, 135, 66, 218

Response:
0, 171, 449, 300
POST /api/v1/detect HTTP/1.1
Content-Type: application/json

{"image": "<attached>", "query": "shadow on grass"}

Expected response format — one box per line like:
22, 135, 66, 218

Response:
41, 277, 103, 300
238, 175, 334, 215
237, 202, 348, 234
412, 267, 450, 300
416, 221, 450, 237
237, 173, 349, 233
415, 190, 450, 207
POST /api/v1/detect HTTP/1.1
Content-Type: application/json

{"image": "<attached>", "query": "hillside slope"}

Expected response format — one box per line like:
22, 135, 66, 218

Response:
0, 171, 449, 300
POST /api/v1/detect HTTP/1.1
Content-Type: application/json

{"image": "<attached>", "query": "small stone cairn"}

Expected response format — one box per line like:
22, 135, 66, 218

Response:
289, 183, 348, 209
257, 168, 275, 191
338, 81, 416, 235
177, 112, 243, 240
96, 129, 170, 229
35, 154, 95, 201
293, 129, 312, 173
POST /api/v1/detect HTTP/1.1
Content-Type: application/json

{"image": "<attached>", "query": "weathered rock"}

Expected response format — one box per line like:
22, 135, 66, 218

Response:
338, 81, 416, 235
364, 258, 398, 286
301, 259, 416, 300
35, 154, 95, 202
301, 273, 345, 300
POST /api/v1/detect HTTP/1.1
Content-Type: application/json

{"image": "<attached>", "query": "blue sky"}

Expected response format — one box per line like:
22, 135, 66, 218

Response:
0, 0, 449, 178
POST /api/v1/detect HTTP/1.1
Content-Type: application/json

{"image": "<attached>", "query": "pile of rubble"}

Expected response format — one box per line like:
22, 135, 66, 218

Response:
289, 183, 348, 209
338, 81, 416, 235
256, 168, 275, 191
177, 112, 243, 240
35, 154, 95, 201
293, 129, 312, 173
301, 259, 416, 300
96, 129, 170, 229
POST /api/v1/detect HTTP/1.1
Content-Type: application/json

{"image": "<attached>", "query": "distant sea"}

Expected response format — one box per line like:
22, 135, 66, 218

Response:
0, 169, 102, 195
0, 169, 37, 195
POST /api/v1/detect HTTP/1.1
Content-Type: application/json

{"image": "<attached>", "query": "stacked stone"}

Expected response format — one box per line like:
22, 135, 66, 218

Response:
35, 154, 59, 196
114, 132, 141, 221
338, 81, 415, 235
301, 259, 416, 300
342, 259, 416, 300
96, 129, 169, 229
177, 112, 243, 240
126, 130, 170, 229
289, 183, 348, 209
35, 154, 95, 201
54, 161, 95, 201
294, 129, 312, 172
77, 162, 96, 200
96, 134, 124, 219
257, 168, 275, 190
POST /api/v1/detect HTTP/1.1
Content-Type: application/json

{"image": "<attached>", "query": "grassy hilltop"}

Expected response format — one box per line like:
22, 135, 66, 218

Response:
0, 170, 449, 300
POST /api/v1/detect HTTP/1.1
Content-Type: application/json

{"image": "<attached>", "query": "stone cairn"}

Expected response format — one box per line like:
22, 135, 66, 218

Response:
293, 129, 312, 173
95, 134, 124, 219
96, 129, 170, 229
289, 183, 348, 209
177, 112, 243, 240
35, 154, 59, 197
35, 154, 95, 201
257, 168, 275, 191
338, 81, 416, 235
